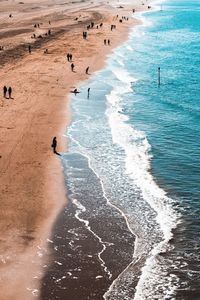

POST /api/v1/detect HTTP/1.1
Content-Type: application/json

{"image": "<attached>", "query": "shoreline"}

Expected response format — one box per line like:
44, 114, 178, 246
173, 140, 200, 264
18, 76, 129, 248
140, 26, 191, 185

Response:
0, 0, 150, 298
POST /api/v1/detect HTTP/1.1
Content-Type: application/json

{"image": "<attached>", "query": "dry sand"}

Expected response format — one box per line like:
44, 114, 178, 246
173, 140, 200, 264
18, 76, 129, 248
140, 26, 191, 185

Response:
0, 0, 150, 299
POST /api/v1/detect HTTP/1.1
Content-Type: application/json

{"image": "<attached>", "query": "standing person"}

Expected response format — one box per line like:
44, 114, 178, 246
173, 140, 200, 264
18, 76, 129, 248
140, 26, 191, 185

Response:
28, 45, 31, 53
87, 87, 90, 99
71, 63, 74, 72
8, 87, 12, 99
104, 39, 106, 45
85, 66, 89, 74
51, 137, 58, 154
108, 39, 110, 46
3, 86, 7, 98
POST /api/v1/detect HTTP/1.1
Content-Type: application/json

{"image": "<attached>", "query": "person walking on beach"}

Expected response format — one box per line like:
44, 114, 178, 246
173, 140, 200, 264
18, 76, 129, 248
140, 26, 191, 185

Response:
3, 86, 7, 98
108, 39, 110, 46
71, 63, 74, 72
85, 66, 89, 74
8, 87, 12, 99
51, 137, 60, 155
28, 45, 31, 54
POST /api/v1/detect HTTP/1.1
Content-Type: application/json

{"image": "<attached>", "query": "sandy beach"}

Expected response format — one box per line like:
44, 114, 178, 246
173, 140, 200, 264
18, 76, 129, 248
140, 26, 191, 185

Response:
0, 0, 150, 298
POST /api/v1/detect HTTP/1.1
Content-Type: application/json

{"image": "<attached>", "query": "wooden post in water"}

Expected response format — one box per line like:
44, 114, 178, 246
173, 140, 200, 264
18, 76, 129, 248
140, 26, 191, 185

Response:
158, 67, 161, 86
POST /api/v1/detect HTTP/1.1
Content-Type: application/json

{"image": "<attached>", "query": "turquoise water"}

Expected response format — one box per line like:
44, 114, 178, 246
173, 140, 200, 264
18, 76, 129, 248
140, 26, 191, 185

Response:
63, 1, 200, 299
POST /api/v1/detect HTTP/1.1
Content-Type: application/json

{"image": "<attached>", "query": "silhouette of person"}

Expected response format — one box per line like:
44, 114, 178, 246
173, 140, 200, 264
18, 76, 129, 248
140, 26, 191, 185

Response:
85, 66, 89, 74
3, 86, 7, 98
71, 63, 74, 72
87, 87, 90, 99
28, 45, 31, 53
8, 87, 12, 99
51, 137, 60, 155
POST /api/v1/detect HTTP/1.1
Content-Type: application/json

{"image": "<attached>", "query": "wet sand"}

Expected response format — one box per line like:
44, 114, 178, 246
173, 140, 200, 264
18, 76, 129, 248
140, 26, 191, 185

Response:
41, 153, 136, 299
0, 0, 150, 299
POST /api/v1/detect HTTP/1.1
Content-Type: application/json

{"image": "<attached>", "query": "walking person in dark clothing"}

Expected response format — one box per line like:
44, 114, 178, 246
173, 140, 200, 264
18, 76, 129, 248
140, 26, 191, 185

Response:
85, 66, 89, 74
87, 87, 90, 99
71, 63, 75, 72
51, 137, 60, 155
8, 87, 12, 99
28, 45, 31, 53
3, 86, 7, 98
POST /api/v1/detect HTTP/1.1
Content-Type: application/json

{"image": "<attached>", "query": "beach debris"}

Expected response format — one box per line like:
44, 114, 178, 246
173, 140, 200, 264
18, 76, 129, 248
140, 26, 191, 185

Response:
47, 238, 53, 243
55, 261, 62, 265
67, 272, 72, 276
26, 288, 39, 296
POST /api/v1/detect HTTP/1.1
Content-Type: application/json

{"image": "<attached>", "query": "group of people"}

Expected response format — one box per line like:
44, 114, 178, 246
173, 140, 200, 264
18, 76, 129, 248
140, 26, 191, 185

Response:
104, 39, 111, 45
34, 23, 40, 28
50, 10, 134, 156
67, 53, 73, 61
111, 24, 116, 31
3, 86, 12, 99
82, 31, 88, 39
121, 16, 129, 21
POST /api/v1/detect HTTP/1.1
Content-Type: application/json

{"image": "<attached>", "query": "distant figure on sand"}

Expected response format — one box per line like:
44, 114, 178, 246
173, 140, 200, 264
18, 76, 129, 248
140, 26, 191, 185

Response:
71, 63, 75, 72
51, 137, 60, 155
8, 87, 12, 99
85, 67, 89, 74
28, 45, 31, 53
3, 86, 7, 98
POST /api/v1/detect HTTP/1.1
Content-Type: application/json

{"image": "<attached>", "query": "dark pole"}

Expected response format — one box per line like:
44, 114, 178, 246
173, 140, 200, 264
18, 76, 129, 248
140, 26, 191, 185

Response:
158, 67, 161, 86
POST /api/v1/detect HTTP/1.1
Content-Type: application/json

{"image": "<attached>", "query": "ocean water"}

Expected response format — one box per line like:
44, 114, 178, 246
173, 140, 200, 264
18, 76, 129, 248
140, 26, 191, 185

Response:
61, 1, 200, 299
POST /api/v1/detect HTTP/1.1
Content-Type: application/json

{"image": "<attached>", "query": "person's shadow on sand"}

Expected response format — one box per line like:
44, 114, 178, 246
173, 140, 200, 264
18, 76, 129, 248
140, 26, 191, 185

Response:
54, 150, 61, 156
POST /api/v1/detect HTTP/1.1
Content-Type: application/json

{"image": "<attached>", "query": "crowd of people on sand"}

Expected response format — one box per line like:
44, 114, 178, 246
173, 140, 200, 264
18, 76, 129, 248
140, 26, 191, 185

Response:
1, 5, 147, 156
30, 21, 52, 40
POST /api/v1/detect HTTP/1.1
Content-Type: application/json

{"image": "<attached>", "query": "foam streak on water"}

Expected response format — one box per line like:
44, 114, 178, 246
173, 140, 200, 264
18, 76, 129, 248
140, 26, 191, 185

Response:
72, 197, 112, 279
103, 61, 180, 298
